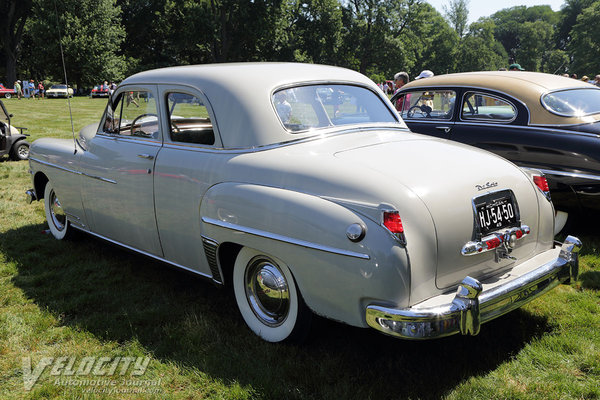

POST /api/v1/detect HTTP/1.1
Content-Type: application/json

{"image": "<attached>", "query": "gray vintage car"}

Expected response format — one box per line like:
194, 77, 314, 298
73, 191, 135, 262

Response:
26, 63, 581, 343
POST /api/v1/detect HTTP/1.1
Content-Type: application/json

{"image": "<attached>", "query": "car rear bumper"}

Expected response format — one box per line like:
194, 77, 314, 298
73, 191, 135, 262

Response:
365, 235, 582, 339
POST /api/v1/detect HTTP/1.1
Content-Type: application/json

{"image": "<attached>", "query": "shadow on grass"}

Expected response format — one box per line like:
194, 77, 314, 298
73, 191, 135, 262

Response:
2, 224, 553, 400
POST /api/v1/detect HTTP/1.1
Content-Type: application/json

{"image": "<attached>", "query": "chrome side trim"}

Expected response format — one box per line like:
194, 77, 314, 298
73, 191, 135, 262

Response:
202, 217, 371, 260
29, 157, 81, 176
71, 226, 213, 280
452, 120, 600, 138
538, 168, 600, 182
366, 235, 582, 339
29, 157, 116, 184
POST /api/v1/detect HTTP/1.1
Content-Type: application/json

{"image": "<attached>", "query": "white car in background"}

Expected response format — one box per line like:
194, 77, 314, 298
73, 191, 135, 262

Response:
26, 63, 581, 343
46, 84, 74, 98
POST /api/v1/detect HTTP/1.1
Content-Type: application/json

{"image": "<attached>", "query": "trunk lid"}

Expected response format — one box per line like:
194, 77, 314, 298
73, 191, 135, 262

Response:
335, 138, 541, 289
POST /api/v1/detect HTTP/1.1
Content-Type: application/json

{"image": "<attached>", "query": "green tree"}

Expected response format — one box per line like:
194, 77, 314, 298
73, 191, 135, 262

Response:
491, 5, 559, 70
443, 0, 469, 38
0, 0, 32, 84
568, 1, 600, 75
22, 0, 126, 88
455, 18, 507, 72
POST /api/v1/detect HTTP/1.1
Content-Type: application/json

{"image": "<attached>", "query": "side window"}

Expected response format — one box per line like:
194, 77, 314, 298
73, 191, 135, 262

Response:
166, 92, 214, 145
397, 90, 456, 120
461, 92, 516, 122
116, 90, 159, 138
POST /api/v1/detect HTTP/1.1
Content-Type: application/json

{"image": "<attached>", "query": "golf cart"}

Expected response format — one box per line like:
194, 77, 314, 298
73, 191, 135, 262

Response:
0, 99, 29, 160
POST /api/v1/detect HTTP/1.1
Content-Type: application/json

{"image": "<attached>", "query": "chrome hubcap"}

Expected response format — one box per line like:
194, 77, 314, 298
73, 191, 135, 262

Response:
17, 145, 29, 158
244, 257, 290, 327
50, 190, 66, 231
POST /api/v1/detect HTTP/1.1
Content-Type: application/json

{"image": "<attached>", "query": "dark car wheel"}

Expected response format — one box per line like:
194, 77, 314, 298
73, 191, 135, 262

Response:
10, 141, 29, 160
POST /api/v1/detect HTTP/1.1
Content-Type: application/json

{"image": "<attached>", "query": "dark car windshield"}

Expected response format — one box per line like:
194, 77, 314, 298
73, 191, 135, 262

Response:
542, 88, 600, 117
272, 84, 398, 132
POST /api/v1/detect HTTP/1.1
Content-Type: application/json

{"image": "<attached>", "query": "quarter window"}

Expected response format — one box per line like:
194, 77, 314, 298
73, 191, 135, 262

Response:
396, 90, 456, 120
166, 92, 214, 145
461, 92, 516, 122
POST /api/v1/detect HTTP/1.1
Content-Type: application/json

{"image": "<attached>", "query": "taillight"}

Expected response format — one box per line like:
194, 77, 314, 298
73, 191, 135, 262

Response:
485, 236, 502, 250
533, 175, 551, 200
383, 211, 404, 233
383, 210, 406, 244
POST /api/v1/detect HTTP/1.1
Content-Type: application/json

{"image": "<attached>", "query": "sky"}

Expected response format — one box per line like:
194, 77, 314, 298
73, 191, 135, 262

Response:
426, 0, 566, 23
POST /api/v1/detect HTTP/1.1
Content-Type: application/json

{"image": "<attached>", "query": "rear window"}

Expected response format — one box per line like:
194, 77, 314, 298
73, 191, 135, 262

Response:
272, 84, 397, 132
541, 88, 600, 117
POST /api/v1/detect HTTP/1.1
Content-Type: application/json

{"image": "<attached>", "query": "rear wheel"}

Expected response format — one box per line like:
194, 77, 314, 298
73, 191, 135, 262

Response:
44, 181, 74, 240
233, 247, 312, 343
10, 141, 29, 160
4, 93, 11, 99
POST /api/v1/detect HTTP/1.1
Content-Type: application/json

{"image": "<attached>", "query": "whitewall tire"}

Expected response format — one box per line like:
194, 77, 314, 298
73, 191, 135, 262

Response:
233, 247, 311, 343
44, 182, 71, 240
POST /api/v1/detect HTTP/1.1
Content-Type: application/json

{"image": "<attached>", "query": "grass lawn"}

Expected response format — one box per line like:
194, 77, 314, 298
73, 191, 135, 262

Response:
0, 97, 599, 399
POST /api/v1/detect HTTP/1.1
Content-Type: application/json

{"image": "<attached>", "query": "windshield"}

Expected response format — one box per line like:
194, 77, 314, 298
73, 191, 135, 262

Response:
272, 84, 398, 132
51, 85, 67, 89
541, 88, 600, 117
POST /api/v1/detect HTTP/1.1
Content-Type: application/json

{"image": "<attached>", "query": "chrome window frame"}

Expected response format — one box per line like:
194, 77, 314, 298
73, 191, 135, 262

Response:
540, 87, 600, 118
396, 89, 457, 121
459, 91, 518, 124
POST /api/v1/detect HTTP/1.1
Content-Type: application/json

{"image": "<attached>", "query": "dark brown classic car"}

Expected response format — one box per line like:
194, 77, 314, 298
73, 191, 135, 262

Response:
392, 71, 600, 232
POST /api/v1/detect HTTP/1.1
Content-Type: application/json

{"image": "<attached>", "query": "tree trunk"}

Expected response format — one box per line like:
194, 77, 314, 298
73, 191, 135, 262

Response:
5, 48, 17, 84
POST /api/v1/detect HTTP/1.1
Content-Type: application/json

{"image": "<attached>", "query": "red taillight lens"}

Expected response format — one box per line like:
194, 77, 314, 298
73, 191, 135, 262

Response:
383, 211, 404, 233
515, 229, 523, 239
533, 176, 549, 192
485, 237, 502, 249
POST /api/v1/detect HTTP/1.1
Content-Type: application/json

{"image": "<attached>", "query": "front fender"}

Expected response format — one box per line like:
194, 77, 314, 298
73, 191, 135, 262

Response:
199, 182, 410, 327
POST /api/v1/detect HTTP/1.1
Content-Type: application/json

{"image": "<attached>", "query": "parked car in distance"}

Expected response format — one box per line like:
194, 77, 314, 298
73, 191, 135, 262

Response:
391, 71, 600, 233
91, 85, 110, 98
46, 84, 74, 98
0, 99, 30, 160
26, 63, 581, 343
0, 84, 16, 99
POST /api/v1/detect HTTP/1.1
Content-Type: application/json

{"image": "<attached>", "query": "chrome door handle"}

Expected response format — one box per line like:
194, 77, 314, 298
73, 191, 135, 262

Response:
137, 153, 154, 160
436, 126, 451, 133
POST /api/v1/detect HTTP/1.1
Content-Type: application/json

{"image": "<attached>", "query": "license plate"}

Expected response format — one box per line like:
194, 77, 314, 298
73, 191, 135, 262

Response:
476, 196, 517, 235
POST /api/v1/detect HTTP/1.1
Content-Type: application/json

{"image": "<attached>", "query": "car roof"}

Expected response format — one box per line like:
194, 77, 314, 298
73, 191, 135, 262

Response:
401, 71, 600, 125
120, 62, 389, 148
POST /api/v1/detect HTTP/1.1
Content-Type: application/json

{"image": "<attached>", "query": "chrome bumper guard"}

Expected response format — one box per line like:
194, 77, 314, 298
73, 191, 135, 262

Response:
25, 188, 37, 204
365, 235, 582, 340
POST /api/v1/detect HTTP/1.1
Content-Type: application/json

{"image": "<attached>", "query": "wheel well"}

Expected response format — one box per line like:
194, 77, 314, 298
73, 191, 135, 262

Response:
217, 242, 242, 286
34, 172, 49, 200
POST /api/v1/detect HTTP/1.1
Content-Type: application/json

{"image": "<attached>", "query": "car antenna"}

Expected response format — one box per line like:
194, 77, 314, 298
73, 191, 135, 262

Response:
53, 0, 77, 155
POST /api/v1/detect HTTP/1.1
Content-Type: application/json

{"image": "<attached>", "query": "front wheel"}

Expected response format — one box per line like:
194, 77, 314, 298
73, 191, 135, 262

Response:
10, 141, 29, 160
233, 247, 312, 343
44, 181, 74, 240
4, 93, 11, 99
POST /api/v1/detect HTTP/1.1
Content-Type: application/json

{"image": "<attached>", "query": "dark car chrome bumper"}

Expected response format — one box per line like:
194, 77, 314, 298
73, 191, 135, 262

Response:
365, 235, 582, 340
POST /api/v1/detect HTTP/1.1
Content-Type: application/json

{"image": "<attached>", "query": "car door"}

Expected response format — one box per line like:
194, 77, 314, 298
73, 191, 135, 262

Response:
392, 89, 457, 138
79, 85, 163, 257
152, 85, 227, 277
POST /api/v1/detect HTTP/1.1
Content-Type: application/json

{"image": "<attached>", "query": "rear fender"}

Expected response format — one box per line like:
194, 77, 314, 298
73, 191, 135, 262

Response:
200, 182, 411, 327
